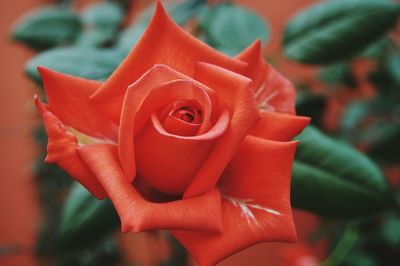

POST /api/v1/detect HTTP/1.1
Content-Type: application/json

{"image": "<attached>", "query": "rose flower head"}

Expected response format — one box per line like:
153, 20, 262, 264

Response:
34, 2, 310, 265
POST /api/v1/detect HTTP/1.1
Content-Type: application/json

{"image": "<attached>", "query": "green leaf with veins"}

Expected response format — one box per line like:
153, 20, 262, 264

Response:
26, 47, 123, 83
283, 0, 400, 64
292, 126, 394, 218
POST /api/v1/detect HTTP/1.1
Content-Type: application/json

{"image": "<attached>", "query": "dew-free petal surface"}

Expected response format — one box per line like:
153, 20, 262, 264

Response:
235, 40, 267, 91
250, 111, 310, 141
257, 65, 296, 114
38, 67, 117, 141
236, 41, 296, 115
136, 109, 229, 194
133, 79, 228, 194
34, 96, 107, 199
78, 144, 223, 233
173, 136, 298, 266
184, 63, 260, 198
161, 113, 201, 136
118, 65, 182, 182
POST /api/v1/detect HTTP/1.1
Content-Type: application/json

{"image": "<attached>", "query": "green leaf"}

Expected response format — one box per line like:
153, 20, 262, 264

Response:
26, 47, 123, 83
368, 122, 400, 163
296, 91, 327, 126
386, 51, 400, 85
164, 0, 206, 26
318, 62, 356, 87
76, 2, 124, 47
138, 0, 206, 26
12, 7, 81, 49
345, 254, 378, 266
360, 37, 390, 59
75, 29, 116, 47
340, 97, 400, 163
57, 183, 119, 250
283, 0, 400, 64
291, 126, 393, 218
108, 0, 132, 9
341, 100, 375, 132
117, 21, 148, 56
115, 2, 155, 56
200, 4, 269, 55
81, 2, 123, 29
340, 98, 392, 138
381, 216, 400, 246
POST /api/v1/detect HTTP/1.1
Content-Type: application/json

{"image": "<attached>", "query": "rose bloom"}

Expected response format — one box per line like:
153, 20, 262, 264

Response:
35, 3, 310, 265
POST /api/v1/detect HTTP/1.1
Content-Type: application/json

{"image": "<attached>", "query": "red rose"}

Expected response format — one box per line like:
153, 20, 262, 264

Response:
35, 2, 309, 265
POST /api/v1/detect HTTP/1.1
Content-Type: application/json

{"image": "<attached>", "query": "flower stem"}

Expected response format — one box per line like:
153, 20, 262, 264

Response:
320, 223, 359, 266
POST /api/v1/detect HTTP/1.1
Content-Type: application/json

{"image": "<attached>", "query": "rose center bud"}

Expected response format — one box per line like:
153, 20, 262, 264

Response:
158, 100, 204, 137
172, 107, 202, 124
174, 108, 194, 123
135, 99, 217, 195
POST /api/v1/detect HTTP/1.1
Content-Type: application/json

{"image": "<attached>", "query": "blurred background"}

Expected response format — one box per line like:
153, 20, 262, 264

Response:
1, 0, 399, 265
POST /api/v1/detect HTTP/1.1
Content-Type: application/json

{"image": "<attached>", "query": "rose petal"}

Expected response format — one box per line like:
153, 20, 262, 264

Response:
236, 41, 296, 115
235, 39, 267, 91
160, 100, 204, 136
258, 65, 296, 114
123, 76, 228, 194
173, 136, 298, 266
184, 63, 260, 198
34, 96, 107, 199
161, 113, 200, 136
118, 65, 181, 182
38, 67, 117, 141
135, 109, 229, 195
119, 65, 217, 183
77, 144, 223, 233
152, 109, 229, 140
250, 111, 310, 141
90, 2, 247, 120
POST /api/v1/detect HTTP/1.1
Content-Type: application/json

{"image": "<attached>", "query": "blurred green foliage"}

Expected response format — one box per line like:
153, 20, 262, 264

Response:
199, 3, 269, 55
26, 48, 123, 83
292, 126, 394, 218
283, 0, 400, 64
77, 2, 123, 47
284, 0, 400, 265
12, 7, 81, 49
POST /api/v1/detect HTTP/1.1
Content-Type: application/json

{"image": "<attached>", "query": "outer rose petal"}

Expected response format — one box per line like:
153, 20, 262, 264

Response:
173, 136, 298, 266
34, 96, 107, 199
250, 111, 310, 141
236, 41, 296, 115
118, 65, 182, 181
90, 2, 247, 121
184, 63, 260, 198
38, 67, 117, 141
77, 144, 223, 233
259, 65, 296, 114
235, 40, 267, 91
